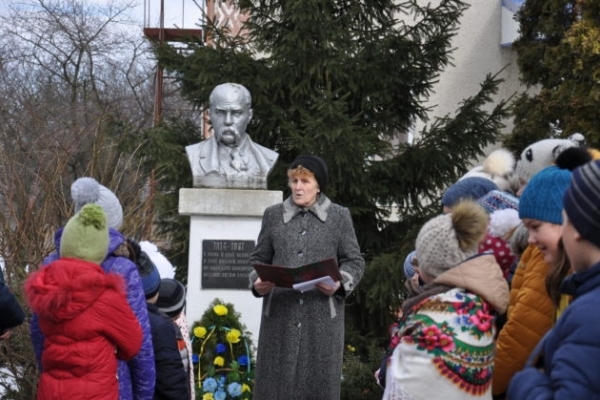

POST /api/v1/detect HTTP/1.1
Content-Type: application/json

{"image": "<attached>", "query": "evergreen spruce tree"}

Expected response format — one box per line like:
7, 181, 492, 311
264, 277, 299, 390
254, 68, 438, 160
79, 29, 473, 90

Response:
137, 0, 511, 352
505, 0, 600, 152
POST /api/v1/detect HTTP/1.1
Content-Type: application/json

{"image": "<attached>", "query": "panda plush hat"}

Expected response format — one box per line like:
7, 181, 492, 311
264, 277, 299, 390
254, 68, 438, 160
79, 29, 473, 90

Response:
515, 133, 584, 185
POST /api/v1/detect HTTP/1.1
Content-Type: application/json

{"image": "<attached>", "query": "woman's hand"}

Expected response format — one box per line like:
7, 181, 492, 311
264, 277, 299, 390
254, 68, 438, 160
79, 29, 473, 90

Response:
253, 277, 276, 296
317, 280, 341, 296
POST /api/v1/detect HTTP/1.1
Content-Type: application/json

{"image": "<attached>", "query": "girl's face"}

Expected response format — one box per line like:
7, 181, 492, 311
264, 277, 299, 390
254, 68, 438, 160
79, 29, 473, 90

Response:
289, 172, 319, 208
523, 218, 564, 264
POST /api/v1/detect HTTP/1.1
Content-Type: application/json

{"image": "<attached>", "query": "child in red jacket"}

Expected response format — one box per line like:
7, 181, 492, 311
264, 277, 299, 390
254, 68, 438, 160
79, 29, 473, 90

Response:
25, 204, 142, 400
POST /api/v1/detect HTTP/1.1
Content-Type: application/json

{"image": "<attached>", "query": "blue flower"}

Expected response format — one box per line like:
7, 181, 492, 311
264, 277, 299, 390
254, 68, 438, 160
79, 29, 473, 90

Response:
203, 377, 218, 393
216, 342, 227, 354
237, 355, 249, 366
454, 315, 470, 326
214, 389, 227, 400
227, 382, 242, 397
192, 354, 199, 363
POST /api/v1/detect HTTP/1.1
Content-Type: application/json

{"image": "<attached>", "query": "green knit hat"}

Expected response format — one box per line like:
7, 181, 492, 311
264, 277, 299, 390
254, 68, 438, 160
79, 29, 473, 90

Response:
60, 204, 109, 264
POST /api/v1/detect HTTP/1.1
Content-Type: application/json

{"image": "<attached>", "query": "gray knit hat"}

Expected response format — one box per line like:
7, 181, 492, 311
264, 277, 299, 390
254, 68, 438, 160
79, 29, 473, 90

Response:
416, 201, 489, 279
71, 177, 123, 230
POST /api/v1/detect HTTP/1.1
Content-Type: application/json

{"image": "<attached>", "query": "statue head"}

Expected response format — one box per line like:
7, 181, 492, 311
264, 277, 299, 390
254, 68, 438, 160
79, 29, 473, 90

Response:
209, 83, 253, 148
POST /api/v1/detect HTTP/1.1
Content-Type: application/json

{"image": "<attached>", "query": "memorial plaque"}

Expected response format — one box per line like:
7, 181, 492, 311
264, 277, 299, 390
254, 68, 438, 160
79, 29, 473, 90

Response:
202, 240, 256, 289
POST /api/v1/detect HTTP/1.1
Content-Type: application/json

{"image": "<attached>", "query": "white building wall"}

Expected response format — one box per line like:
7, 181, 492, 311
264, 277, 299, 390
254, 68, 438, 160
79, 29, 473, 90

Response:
413, 1, 525, 141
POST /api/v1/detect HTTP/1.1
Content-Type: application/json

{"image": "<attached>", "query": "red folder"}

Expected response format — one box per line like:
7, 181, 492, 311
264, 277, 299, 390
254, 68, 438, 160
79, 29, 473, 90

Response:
252, 258, 341, 288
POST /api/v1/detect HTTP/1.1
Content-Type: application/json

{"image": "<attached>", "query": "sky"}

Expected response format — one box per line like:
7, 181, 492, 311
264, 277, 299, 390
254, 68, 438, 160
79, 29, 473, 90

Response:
0, 0, 205, 30
135, 0, 205, 30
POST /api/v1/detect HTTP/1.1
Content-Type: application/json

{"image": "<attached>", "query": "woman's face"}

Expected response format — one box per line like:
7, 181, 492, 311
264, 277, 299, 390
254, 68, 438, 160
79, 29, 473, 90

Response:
289, 173, 319, 208
523, 218, 563, 264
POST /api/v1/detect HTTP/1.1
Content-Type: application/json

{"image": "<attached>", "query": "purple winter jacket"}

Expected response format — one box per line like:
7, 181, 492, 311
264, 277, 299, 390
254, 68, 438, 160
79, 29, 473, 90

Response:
30, 228, 156, 400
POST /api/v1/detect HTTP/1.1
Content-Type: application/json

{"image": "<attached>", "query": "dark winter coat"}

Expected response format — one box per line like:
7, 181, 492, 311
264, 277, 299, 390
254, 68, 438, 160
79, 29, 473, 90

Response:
25, 258, 142, 400
31, 228, 156, 400
0, 267, 25, 333
146, 303, 190, 400
508, 260, 600, 399
249, 194, 364, 400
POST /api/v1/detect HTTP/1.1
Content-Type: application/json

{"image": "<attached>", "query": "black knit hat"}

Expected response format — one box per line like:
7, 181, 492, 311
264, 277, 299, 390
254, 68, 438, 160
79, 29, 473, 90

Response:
563, 160, 600, 248
289, 155, 328, 193
156, 278, 186, 318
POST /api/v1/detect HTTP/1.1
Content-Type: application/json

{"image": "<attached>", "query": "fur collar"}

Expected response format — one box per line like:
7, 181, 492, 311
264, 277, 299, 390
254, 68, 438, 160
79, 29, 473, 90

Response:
283, 194, 331, 223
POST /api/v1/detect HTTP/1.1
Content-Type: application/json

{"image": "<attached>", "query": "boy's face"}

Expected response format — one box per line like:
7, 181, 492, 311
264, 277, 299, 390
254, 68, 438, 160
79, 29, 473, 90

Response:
523, 218, 563, 265
562, 211, 585, 272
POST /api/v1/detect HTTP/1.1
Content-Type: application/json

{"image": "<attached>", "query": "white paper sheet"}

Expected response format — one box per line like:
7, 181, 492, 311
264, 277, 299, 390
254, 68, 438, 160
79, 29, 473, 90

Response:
292, 275, 336, 293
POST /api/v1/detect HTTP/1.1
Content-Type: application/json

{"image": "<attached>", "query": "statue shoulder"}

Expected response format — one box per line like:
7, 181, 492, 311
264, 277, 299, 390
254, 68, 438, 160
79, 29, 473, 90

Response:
186, 137, 213, 154
249, 137, 278, 163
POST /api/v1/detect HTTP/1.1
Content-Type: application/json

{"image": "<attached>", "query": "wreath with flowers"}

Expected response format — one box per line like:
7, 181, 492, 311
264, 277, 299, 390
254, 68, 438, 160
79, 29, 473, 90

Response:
191, 298, 254, 400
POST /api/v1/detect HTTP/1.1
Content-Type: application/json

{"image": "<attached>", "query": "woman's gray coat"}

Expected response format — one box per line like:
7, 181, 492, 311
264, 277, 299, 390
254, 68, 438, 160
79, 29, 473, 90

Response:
249, 194, 365, 400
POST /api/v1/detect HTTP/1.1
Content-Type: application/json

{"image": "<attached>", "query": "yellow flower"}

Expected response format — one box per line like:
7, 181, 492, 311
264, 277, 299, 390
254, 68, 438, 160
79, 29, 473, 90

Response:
242, 383, 251, 393
213, 304, 228, 316
202, 393, 214, 400
346, 344, 356, 352
226, 328, 241, 344
214, 356, 225, 367
194, 326, 207, 338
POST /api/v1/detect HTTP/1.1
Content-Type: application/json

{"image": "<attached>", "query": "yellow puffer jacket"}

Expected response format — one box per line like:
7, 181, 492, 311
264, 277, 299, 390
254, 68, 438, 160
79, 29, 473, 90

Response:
492, 244, 554, 396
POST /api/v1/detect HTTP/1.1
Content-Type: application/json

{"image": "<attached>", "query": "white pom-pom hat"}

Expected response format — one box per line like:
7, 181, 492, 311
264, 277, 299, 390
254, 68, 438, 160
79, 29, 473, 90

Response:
71, 177, 123, 230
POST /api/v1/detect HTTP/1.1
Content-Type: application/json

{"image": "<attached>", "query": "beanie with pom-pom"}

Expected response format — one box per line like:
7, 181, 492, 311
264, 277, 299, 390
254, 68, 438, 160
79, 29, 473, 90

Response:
461, 148, 518, 193
71, 177, 123, 230
416, 200, 489, 279
60, 204, 109, 265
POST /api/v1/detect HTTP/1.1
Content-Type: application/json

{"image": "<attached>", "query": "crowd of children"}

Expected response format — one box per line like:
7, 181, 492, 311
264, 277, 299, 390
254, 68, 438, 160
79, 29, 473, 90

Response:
23, 178, 193, 400
380, 134, 600, 399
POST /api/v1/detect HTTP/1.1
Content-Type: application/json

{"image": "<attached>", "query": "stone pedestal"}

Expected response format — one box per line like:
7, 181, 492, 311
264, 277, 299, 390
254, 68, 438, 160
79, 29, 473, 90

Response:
179, 188, 282, 345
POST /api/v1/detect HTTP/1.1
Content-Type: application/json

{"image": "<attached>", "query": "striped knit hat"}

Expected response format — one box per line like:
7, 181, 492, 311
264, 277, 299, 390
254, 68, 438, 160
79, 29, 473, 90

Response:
563, 160, 600, 248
